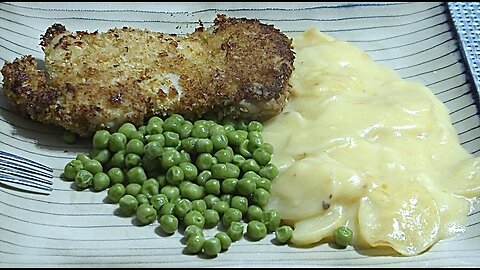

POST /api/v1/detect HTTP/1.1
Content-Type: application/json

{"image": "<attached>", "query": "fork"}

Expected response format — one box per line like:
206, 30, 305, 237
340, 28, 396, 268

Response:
0, 150, 53, 195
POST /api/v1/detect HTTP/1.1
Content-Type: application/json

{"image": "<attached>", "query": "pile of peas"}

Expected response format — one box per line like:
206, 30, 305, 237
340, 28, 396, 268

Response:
63, 114, 297, 257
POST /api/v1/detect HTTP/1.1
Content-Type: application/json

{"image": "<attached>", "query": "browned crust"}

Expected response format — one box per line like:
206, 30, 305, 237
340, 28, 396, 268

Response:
2, 14, 294, 137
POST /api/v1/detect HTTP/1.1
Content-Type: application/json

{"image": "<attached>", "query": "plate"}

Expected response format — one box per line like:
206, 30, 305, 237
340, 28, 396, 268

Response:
1, 2, 479, 267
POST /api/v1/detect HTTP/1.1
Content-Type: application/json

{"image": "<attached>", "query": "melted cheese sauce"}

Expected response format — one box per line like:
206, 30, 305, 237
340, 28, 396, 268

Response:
264, 29, 480, 256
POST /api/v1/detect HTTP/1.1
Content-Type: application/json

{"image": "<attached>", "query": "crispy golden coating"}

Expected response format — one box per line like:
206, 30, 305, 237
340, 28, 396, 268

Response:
1, 14, 294, 136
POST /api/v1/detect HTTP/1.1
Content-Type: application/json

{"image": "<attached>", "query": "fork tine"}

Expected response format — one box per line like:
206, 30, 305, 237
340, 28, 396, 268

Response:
0, 173, 53, 194
0, 151, 53, 195
0, 150, 53, 174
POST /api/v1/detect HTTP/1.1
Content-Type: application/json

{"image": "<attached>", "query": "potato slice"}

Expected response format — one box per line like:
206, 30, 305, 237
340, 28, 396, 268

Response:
358, 182, 441, 256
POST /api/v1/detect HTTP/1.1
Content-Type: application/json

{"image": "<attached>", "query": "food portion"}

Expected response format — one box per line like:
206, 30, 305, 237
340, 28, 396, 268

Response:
1, 14, 294, 137
63, 114, 286, 257
264, 28, 480, 256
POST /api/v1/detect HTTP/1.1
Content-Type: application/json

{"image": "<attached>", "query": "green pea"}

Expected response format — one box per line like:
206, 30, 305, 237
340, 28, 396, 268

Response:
125, 139, 145, 156
203, 194, 220, 209
75, 153, 91, 164
64, 160, 83, 180
107, 167, 125, 184
209, 124, 226, 136
210, 133, 228, 150
203, 209, 220, 229
163, 131, 180, 148
195, 153, 215, 171
252, 148, 271, 166
210, 163, 228, 179
205, 179, 221, 195
129, 130, 145, 143
232, 154, 246, 168
108, 132, 127, 152
148, 116, 164, 126
221, 178, 238, 194
214, 148, 234, 163
75, 169, 93, 189
118, 123, 137, 140
124, 153, 141, 168
144, 140, 163, 160
230, 196, 249, 214
195, 138, 213, 153
246, 205, 264, 222
166, 166, 184, 185
195, 170, 211, 186
136, 203, 157, 225
91, 148, 111, 164
93, 130, 111, 149
186, 234, 205, 254
92, 172, 110, 191
110, 150, 126, 168
179, 150, 191, 163
247, 220, 267, 241
238, 139, 252, 158
247, 131, 263, 150
184, 210, 205, 228
125, 183, 142, 196
243, 171, 260, 180
146, 133, 165, 145
138, 125, 147, 136
235, 120, 248, 131
163, 114, 183, 132
222, 208, 242, 228
223, 123, 235, 133
173, 198, 192, 218
184, 224, 204, 239
125, 183, 142, 197
159, 214, 178, 234
142, 156, 160, 173
225, 163, 240, 179
140, 178, 159, 198
236, 178, 256, 196
150, 193, 169, 211
254, 177, 272, 191
146, 121, 163, 135
178, 162, 198, 181
83, 159, 103, 175
119, 194, 138, 216
203, 237, 221, 257
180, 137, 198, 152
180, 183, 205, 201
275, 225, 293, 244
334, 226, 353, 248
263, 209, 282, 233
226, 221, 244, 242
63, 131, 78, 144
178, 121, 193, 139
160, 185, 180, 202
191, 199, 207, 214
160, 149, 181, 170
259, 163, 279, 180
212, 200, 229, 216
219, 194, 232, 205
247, 121, 263, 132
126, 166, 147, 184
136, 193, 149, 205
252, 188, 270, 207
191, 122, 209, 138
215, 232, 232, 251
156, 175, 167, 188
107, 183, 126, 203
241, 159, 260, 174
159, 202, 175, 216
226, 130, 245, 146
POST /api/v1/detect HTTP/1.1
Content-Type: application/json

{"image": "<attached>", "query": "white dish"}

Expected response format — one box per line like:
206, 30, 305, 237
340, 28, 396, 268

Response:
1, 2, 479, 267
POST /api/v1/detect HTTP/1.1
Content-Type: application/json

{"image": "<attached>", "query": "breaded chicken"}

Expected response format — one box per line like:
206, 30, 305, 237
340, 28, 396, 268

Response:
1, 14, 294, 137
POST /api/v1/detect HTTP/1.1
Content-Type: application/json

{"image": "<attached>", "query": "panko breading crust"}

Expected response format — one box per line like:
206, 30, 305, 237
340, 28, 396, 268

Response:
1, 14, 294, 136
